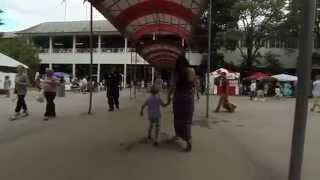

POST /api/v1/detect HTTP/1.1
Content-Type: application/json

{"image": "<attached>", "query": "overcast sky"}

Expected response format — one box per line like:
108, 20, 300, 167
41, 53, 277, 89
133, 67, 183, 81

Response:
0, 0, 105, 32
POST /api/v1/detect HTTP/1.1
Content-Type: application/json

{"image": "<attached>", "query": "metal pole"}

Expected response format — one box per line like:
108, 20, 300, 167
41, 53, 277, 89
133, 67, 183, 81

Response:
134, 51, 137, 98
130, 50, 133, 98
288, 0, 316, 180
88, 4, 93, 114
206, 0, 213, 118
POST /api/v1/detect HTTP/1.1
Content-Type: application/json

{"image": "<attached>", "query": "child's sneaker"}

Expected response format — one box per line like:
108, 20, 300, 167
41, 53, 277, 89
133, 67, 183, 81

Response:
10, 112, 20, 121
21, 111, 29, 117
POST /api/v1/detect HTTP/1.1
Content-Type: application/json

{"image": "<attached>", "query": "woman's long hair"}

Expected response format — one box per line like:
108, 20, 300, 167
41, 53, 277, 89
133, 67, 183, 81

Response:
175, 56, 189, 73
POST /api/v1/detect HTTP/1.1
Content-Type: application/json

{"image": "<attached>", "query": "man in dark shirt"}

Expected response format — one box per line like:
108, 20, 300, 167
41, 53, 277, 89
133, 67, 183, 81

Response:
106, 68, 122, 111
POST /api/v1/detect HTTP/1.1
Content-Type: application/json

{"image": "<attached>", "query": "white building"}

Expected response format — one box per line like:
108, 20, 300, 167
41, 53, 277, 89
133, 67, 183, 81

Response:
12, 20, 202, 86
3, 20, 318, 83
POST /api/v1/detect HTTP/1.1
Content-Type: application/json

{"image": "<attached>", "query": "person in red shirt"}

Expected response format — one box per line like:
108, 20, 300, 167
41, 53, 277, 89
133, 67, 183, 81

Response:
215, 72, 236, 113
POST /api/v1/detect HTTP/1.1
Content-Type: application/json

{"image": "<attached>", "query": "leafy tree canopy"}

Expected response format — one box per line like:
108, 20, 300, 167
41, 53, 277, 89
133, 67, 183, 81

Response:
0, 38, 41, 79
0, 9, 3, 25
231, 0, 286, 69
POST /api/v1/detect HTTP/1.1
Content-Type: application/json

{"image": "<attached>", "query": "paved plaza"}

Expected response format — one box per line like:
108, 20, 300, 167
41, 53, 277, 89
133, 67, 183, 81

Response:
0, 89, 319, 180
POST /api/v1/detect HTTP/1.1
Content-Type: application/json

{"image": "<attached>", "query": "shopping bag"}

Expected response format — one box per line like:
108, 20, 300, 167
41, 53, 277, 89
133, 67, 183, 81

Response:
36, 90, 45, 103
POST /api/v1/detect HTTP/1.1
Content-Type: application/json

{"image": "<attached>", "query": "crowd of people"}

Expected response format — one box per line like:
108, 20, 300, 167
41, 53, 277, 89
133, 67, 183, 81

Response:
246, 80, 295, 101
2, 58, 320, 152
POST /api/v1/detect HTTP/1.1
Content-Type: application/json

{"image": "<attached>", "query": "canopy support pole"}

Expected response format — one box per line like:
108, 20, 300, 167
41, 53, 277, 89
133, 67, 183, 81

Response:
288, 0, 316, 180
134, 51, 137, 98
88, 4, 94, 114
206, 0, 213, 118
130, 50, 133, 99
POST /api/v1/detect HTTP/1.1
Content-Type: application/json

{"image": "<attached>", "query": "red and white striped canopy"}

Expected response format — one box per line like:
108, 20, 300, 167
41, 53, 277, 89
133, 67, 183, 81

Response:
88, 0, 208, 69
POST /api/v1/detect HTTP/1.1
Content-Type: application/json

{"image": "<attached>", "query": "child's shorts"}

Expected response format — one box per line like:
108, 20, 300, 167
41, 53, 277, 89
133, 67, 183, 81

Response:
149, 118, 160, 127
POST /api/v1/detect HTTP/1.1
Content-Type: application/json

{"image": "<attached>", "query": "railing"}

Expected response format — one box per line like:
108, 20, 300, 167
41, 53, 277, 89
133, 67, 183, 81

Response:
101, 48, 125, 53
53, 48, 73, 53
39, 48, 49, 53
76, 48, 98, 53
41, 48, 196, 54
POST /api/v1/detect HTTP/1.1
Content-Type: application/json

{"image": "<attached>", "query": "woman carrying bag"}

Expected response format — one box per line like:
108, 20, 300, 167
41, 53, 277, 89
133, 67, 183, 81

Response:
41, 69, 60, 121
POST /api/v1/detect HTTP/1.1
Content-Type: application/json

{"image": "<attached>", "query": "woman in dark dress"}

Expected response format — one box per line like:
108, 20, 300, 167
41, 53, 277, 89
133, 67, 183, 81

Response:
168, 56, 195, 152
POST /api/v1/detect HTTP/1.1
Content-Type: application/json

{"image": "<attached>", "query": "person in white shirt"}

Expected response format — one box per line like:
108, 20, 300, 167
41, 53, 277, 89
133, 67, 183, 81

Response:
81, 77, 88, 93
311, 75, 320, 113
250, 81, 257, 100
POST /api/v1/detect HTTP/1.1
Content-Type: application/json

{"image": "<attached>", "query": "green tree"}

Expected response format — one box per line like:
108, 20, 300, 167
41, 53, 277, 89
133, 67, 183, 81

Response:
264, 51, 284, 74
232, 0, 286, 70
197, 0, 238, 73
281, 0, 320, 48
0, 9, 3, 26
312, 52, 320, 66
0, 38, 41, 80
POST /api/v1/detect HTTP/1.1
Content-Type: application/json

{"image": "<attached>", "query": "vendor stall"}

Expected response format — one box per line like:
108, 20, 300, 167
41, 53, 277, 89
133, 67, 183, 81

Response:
272, 74, 298, 82
209, 68, 240, 96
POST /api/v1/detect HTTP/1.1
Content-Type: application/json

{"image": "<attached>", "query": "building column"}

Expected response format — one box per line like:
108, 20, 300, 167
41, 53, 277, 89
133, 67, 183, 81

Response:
49, 63, 53, 70
49, 36, 53, 54
97, 64, 101, 82
124, 38, 128, 53
26, 37, 31, 45
124, 64, 127, 88
151, 67, 155, 85
73, 35, 76, 54
72, 64, 76, 78
98, 35, 102, 53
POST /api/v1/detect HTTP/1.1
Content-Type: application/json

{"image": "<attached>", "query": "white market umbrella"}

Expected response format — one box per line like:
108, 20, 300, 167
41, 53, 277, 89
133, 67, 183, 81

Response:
272, 74, 298, 82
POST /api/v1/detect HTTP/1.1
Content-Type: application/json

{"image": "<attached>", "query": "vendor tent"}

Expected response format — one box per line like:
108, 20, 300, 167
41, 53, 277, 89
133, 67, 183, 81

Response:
0, 53, 28, 69
245, 72, 274, 81
209, 68, 240, 96
0, 53, 28, 89
211, 68, 240, 79
272, 74, 298, 82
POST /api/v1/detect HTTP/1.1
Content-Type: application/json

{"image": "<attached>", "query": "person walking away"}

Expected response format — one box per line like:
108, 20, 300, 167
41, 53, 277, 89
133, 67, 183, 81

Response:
11, 65, 29, 120
154, 75, 163, 92
311, 75, 320, 112
41, 69, 60, 121
274, 82, 282, 100
215, 73, 237, 112
256, 81, 265, 101
194, 76, 201, 101
4, 76, 12, 98
167, 56, 195, 152
33, 75, 42, 91
264, 83, 269, 97
57, 76, 65, 97
141, 86, 169, 146
106, 68, 122, 111
81, 77, 88, 94
250, 80, 257, 100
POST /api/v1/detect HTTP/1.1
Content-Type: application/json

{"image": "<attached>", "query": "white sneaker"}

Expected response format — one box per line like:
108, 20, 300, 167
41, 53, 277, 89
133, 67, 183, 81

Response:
10, 113, 20, 121
22, 111, 29, 117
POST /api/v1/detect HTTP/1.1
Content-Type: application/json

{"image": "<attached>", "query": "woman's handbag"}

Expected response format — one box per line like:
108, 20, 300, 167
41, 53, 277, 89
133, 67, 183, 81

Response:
36, 90, 45, 103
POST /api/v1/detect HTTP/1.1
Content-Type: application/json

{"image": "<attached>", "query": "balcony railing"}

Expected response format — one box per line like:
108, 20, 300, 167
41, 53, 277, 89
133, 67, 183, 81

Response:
39, 48, 49, 53
101, 48, 125, 53
76, 48, 98, 53
38, 48, 148, 54
53, 48, 73, 53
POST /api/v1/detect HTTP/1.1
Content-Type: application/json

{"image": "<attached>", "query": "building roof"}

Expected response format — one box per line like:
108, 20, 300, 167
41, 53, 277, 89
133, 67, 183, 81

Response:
0, 32, 18, 38
17, 20, 119, 36
0, 53, 28, 69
